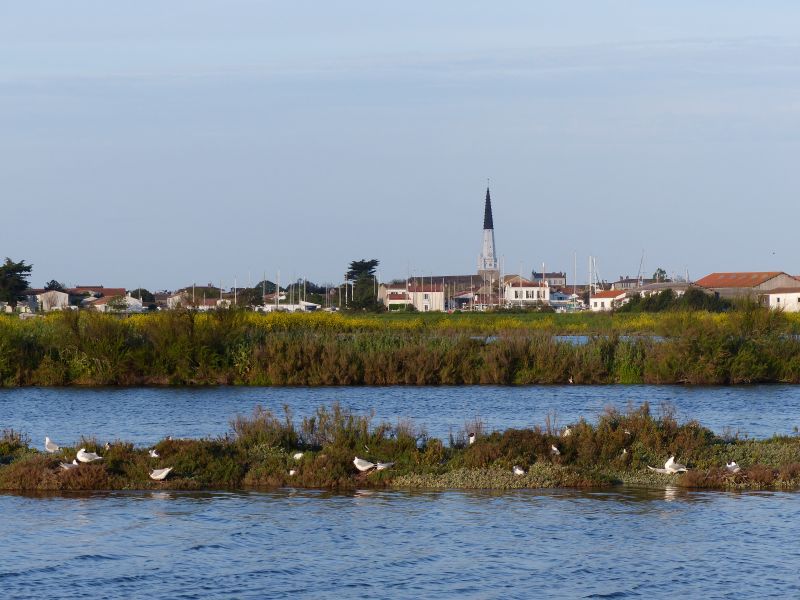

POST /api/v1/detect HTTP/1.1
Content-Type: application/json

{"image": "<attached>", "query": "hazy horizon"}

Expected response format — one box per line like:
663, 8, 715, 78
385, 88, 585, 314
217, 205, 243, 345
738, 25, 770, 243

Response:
3, 2, 799, 289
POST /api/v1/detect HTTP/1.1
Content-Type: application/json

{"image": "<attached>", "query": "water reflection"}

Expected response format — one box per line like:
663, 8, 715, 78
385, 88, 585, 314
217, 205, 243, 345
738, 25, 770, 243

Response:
2, 486, 800, 598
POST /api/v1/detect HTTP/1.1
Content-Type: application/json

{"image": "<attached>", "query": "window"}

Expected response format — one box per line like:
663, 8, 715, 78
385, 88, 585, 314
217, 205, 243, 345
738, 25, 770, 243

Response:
424, 293, 429, 300
593, 301, 598, 308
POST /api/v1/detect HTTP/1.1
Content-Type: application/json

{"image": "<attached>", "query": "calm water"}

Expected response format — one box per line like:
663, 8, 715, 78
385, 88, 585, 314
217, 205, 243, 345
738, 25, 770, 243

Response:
1, 385, 799, 447
2, 487, 800, 598
3, 386, 800, 598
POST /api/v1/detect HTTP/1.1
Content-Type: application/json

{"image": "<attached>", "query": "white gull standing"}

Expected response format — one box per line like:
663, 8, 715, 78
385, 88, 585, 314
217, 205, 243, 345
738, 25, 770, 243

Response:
647, 456, 687, 474
44, 437, 60, 453
353, 457, 376, 472
150, 467, 173, 481
76, 448, 103, 463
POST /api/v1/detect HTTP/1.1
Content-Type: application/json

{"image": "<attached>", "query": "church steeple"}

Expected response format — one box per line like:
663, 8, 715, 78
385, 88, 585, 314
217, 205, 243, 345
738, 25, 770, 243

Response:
483, 187, 494, 230
478, 185, 498, 278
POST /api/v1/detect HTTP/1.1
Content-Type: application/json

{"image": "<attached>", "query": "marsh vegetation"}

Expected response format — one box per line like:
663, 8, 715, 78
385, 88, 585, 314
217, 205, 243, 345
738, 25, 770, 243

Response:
2, 403, 799, 492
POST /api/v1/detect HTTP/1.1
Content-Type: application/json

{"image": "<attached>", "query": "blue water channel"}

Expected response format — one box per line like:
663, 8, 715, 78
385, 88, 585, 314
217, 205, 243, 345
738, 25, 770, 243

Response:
2, 386, 800, 598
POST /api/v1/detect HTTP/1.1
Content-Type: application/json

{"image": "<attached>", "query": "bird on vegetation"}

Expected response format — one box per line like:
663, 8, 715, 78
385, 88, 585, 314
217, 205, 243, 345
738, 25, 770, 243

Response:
76, 448, 103, 463
621, 448, 628, 456
513, 465, 525, 476
353, 457, 376, 472
44, 437, 60, 453
292, 452, 304, 460
149, 449, 160, 458
726, 461, 741, 473
468, 433, 476, 445
551, 445, 561, 456
104, 442, 111, 451
375, 462, 395, 471
289, 469, 297, 476
149, 467, 173, 481
665, 456, 687, 473
568, 377, 574, 384
562, 427, 572, 437
60, 459, 79, 471
647, 456, 687, 474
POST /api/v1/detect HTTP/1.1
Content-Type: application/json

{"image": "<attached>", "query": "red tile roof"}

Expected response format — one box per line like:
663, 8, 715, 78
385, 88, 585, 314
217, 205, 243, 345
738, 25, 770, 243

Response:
387, 292, 408, 300
71, 287, 127, 297
694, 272, 783, 288
506, 279, 547, 288
591, 290, 626, 299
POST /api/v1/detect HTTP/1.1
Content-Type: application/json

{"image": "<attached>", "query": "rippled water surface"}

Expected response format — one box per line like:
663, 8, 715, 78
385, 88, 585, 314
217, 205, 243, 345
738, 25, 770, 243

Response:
3, 386, 800, 598
1, 385, 799, 446
2, 488, 800, 599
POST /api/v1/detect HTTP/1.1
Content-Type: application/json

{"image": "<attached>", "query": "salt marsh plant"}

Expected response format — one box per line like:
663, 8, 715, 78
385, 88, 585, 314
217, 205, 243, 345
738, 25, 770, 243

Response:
1, 308, 800, 386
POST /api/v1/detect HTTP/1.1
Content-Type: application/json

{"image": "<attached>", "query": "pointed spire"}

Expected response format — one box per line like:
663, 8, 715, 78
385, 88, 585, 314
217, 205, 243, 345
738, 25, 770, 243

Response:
483, 187, 494, 230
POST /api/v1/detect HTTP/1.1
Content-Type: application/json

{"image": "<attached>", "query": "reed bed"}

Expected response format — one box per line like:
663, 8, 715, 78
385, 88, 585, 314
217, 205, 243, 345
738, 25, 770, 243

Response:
1, 307, 799, 386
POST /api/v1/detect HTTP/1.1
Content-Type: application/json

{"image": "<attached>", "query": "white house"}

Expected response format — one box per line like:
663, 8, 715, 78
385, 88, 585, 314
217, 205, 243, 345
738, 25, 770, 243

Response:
378, 282, 411, 311
35, 290, 70, 312
91, 294, 144, 313
408, 283, 445, 312
257, 300, 321, 313
503, 276, 550, 307
590, 289, 627, 312
762, 287, 800, 313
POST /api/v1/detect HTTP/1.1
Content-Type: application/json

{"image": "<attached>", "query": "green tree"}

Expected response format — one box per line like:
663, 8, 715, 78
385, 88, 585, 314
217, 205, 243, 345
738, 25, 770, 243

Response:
652, 267, 669, 282
105, 296, 129, 312
128, 288, 155, 303
346, 259, 379, 280
0, 257, 33, 306
345, 258, 381, 311
44, 280, 65, 291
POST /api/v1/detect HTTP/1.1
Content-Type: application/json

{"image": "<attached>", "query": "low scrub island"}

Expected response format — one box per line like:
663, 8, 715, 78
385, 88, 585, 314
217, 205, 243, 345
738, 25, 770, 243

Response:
2, 403, 800, 493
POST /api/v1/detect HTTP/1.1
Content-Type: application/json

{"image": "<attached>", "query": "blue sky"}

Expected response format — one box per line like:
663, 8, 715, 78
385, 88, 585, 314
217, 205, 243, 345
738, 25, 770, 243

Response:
2, 2, 799, 289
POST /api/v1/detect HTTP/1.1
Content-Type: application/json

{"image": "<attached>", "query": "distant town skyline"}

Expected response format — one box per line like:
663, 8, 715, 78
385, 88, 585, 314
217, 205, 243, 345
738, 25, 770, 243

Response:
3, 2, 799, 289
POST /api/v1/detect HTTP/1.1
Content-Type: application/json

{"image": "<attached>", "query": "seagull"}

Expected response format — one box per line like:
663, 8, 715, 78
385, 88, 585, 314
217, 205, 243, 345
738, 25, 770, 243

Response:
353, 457, 376, 472
513, 465, 525, 476
568, 376, 574, 384
288, 469, 297, 476
468, 433, 476, 445
648, 456, 687, 474
726, 461, 741, 473
621, 448, 628, 456
44, 437, 60, 453
562, 427, 572, 437
59, 459, 79, 470
292, 452, 304, 460
149, 467, 173, 481
665, 456, 687, 473
76, 448, 103, 463
551, 445, 561, 456
375, 462, 395, 471
148, 449, 160, 458
104, 442, 110, 451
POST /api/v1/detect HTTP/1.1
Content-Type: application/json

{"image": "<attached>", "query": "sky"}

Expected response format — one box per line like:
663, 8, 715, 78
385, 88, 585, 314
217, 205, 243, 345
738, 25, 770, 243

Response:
2, 2, 799, 289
